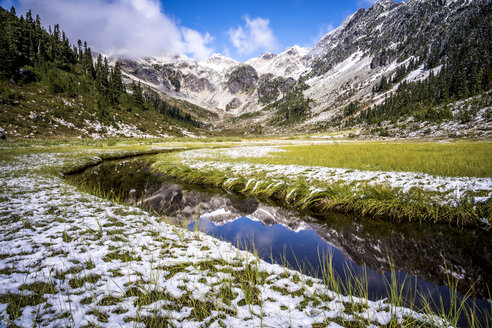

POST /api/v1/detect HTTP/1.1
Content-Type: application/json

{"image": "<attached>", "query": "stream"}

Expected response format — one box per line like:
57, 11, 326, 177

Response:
66, 156, 492, 324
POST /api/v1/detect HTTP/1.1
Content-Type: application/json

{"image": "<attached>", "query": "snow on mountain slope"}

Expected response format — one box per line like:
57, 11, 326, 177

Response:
303, 52, 374, 123
119, 46, 309, 115
116, 0, 489, 130
119, 54, 240, 114
246, 46, 310, 79
299, 0, 490, 124
201, 54, 239, 73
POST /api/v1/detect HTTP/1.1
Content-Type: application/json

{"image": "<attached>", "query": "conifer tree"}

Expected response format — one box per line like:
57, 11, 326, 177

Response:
131, 81, 144, 108
77, 40, 83, 62
455, 68, 468, 99
95, 54, 105, 95
82, 42, 95, 78
109, 62, 124, 104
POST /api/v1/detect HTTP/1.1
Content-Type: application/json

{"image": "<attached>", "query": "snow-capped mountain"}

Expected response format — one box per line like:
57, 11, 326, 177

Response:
117, 0, 491, 130
245, 46, 310, 79
118, 44, 310, 116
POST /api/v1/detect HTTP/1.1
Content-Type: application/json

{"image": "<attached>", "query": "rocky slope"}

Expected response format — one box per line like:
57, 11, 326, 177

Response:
303, 0, 491, 120
117, 45, 309, 117
116, 0, 491, 134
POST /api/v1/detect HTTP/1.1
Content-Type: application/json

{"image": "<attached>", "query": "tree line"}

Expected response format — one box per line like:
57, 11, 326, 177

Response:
340, 1, 492, 127
0, 6, 198, 126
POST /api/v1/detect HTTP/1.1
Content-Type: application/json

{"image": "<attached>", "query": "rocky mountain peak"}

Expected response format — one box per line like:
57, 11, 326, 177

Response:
373, 0, 399, 8
115, 0, 489, 127
259, 52, 276, 60
204, 53, 236, 64
285, 46, 309, 56
201, 53, 238, 72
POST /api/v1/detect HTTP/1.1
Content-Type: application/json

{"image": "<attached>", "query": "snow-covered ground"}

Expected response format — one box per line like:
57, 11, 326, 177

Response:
176, 147, 492, 207
0, 151, 450, 327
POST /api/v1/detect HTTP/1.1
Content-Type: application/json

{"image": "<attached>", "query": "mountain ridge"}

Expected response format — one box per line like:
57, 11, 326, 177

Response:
1, 0, 490, 138
116, 0, 490, 135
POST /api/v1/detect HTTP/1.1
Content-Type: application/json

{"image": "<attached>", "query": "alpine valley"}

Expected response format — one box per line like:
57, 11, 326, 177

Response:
114, 0, 492, 137
1, 0, 491, 138
1, 1, 492, 328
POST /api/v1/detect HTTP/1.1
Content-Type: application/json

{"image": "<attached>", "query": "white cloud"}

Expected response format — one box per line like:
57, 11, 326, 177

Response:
228, 16, 278, 55
9, 0, 214, 59
313, 23, 335, 44
358, 0, 378, 6
181, 28, 214, 60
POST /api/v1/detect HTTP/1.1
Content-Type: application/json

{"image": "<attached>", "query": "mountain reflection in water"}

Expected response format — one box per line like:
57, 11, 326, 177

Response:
190, 216, 469, 305
67, 157, 492, 324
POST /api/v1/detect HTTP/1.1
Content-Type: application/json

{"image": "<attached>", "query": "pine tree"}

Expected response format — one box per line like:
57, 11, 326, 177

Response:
474, 68, 484, 94
109, 62, 124, 104
25, 10, 32, 24
77, 40, 82, 62
95, 54, 105, 95
82, 42, 95, 78
455, 67, 468, 99
100, 57, 110, 97
131, 81, 144, 108
35, 15, 41, 29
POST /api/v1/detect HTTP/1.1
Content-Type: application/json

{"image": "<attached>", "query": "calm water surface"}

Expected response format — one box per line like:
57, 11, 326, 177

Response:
68, 157, 492, 325
189, 217, 475, 310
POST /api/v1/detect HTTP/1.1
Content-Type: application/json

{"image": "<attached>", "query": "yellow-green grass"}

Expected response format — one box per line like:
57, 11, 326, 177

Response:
209, 141, 492, 178
151, 163, 491, 227
0, 135, 248, 149
0, 142, 488, 326
0, 81, 206, 139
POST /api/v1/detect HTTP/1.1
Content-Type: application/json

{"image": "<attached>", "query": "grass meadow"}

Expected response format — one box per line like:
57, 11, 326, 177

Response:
209, 141, 492, 178
0, 138, 490, 326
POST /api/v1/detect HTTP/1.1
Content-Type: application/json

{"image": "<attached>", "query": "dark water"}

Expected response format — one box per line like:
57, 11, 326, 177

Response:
67, 156, 492, 325
190, 217, 488, 316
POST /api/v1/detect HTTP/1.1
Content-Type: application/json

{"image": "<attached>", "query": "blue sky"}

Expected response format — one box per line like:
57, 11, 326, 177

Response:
3, 0, 402, 61
162, 0, 379, 60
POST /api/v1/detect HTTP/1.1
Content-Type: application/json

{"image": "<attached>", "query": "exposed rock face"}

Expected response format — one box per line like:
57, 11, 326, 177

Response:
370, 49, 398, 69
258, 79, 280, 104
118, 59, 139, 72
278, 77, 297, 93
115, 0, 489, 127
226, 98, 242, 111
119, 60, 177, 91
259, 52, 276, 60
258, 73, 275, 84
308, 0, 488, 75
227, 65, 259, 94
158, 65, 182, 91
115, 43, 309, 115
257, 76, 298, 104
300, 0, 491, 124
134, 67, 161, 85
184, 74, 213, 93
